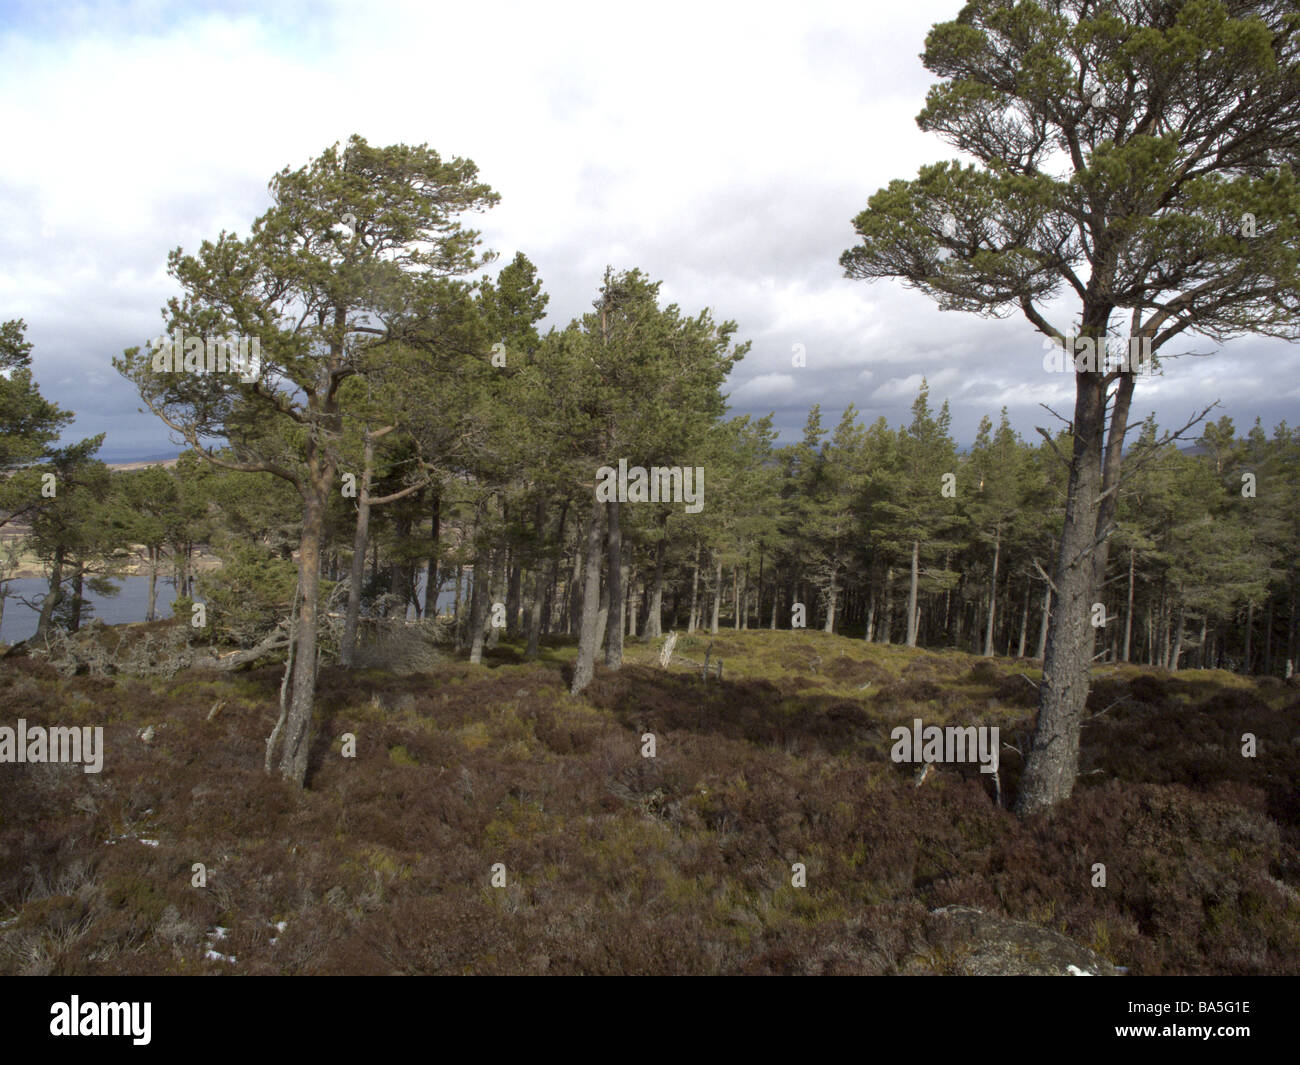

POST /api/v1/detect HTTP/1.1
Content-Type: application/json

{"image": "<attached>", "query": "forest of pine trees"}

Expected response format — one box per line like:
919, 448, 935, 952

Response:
57, 375, 1295, 679
12, 281, 1296, 684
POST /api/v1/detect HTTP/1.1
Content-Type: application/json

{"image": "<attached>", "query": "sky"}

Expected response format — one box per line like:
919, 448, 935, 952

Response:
1, 0, 1297, 461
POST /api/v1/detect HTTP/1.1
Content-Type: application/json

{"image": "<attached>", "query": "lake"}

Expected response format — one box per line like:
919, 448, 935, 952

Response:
0, 572, 461, 645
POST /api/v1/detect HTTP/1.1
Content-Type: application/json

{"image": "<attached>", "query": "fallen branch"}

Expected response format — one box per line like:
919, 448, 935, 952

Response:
202, 624, 292, 672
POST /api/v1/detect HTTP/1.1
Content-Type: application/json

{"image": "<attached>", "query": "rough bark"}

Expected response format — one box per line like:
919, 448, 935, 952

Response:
486, 543, 506, 650
526, 498, 548, 658
645, 519, 666, 639
340, 430, 377, 667
984, 530, 1000, 657
1122, 546, 1135, 663
824, 570, 837, 634
570, 498, 606, 695
603, 499, 623, 669
422, 483, 441, 619
34, 546, 64, 643
468, 552, 489, 665
146, 547, 159, 623
69, 564, 84, 633
567, 533, 583, 636
275, 483, 327, 787
906, 541, 920, 648
1170, 603, 1186, 671
1015, 363, 1107, 816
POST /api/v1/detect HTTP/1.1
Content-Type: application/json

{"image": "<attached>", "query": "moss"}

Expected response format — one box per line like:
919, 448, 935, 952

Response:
388, 745, 419, 767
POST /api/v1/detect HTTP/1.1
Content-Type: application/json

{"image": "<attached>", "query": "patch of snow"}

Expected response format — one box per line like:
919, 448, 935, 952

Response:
1067, 964, 1094, 976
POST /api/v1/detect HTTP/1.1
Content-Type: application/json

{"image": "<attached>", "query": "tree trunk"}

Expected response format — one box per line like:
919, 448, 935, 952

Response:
984, 529, 1000, 657
525, 499, 548, 658
646, 518, 666, 639
570, 498, 606, 695
35, 546, 64, 642
906, 541, 920, 647
627, 569, 638, 638
545, 499, 568, 637
1018, 333, 1136, 815
486, 543, 506, 650
1170, 602, 1186, 671
1162, 599, 1171, 668
388, 513, 412, 618
275, 484, 327, 787
710, 555, 722, 634
468, 552, 489, 665
877, 566, 892, 643
1122, 545, 1135, 663
1017, 577, 1029, 658
64, 563, 84, 633
567, 531, 584, 636
146, 547, 159, 623
341, 430, 378, 668
603, 500, 623, 669
1015, 343, 1120, 817
423, 483, 441, 619
688, 542, 700, 633
506, 554, 522, 638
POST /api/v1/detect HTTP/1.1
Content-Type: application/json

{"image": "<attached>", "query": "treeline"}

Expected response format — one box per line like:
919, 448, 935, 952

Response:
140, 383, 1297, 682
5, 281, 1298, 689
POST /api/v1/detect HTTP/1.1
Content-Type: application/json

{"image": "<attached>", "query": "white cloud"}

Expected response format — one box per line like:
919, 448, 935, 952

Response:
0, 0, 1293, 458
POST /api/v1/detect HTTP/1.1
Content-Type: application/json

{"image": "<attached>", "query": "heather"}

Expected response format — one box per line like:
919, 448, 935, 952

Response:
2, 626, 1295, 975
